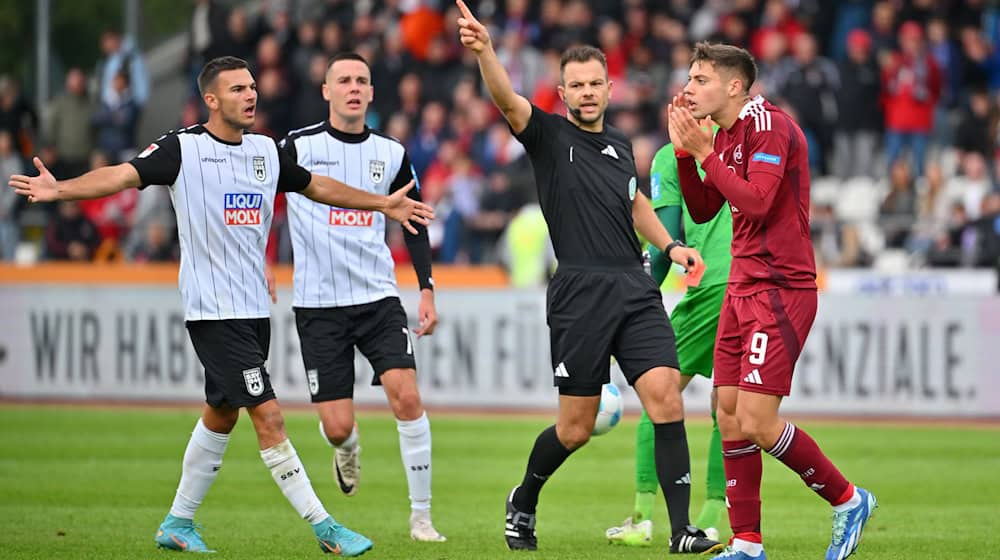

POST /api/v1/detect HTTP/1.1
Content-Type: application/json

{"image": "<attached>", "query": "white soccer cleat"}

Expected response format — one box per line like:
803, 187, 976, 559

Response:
333, 444, 361, 496
409, 510, 446, 542
605, 517, 653, 546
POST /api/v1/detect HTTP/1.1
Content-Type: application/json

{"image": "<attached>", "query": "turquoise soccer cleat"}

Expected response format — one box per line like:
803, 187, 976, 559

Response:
313, 517, 373, 556
155, 514, 214, 553
826, 487, 878, 560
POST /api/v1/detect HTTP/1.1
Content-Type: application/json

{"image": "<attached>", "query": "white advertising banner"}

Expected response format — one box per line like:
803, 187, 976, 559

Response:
1, 285, 998, 417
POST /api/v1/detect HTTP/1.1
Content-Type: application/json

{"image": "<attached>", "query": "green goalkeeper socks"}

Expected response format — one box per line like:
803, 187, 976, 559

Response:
633, 409, 658, 521
694, 408, 727, 529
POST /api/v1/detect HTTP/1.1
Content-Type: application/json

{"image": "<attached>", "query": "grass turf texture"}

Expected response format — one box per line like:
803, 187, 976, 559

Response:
1, 406, 997, 559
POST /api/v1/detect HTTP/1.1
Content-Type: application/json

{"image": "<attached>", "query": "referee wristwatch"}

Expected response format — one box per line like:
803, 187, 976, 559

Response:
663, 240, 687, 260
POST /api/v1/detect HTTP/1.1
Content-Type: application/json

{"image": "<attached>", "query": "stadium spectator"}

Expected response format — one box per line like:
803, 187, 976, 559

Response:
882, 21, 941, 178
291, 52, 330, 127
215, 7, 256, 64
0, 130, 25, 260
926, 201, 974, 267
953, 88, 997, 158
835, 29, 882, 179
868, 1, 897, 62
947, 151, 992, 219
408, 101, 450, 178
96, 30, 149, 107
77, 150, 138, 251
0, 75, 38, 158
290, 20, 321, 85
468, 170, 519, 262
130, 218, 178, 262
45, 201, 100, 261
91, 70, 140, 163
970, 192, 1000, 267
774, 32, 840, 173
44, 68, 94, 178
880, 159, 919, 248
811, 202, 870, 268
497, 27, 545, 98
187, 0, 230, 89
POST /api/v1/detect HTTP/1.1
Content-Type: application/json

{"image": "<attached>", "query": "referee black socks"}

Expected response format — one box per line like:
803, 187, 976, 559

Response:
513, 425, 574, 513
654, 420, 693, 536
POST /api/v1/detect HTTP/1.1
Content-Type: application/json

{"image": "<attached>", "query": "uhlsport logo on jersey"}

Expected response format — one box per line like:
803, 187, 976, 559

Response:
329, 207, 374, 227
224, 193, 264, 225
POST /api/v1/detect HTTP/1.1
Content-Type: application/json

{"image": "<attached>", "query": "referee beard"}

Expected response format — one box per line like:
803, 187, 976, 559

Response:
457, 0, 720, 554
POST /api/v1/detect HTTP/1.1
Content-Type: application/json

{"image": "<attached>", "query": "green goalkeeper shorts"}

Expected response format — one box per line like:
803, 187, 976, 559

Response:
670, 283, 727, 378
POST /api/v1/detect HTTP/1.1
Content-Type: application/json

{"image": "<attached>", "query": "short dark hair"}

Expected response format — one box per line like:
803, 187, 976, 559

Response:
559, 45, 607, 81
197, 56, 249, 94
691, 42, 757, 92
327, 52, 371, 72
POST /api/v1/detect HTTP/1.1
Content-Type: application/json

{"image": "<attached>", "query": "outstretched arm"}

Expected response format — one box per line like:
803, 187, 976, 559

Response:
300, 176, 434, 235
456, 0, 532, 133
9, 157, 140, 202
647, 205, 682, 283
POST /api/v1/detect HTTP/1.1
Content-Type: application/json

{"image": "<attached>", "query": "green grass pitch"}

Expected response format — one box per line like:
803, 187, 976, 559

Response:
1, 405, 998, 559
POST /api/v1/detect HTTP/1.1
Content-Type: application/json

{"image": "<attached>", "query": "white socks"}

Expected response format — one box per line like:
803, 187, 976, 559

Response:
169, 419, 230, 519
733, 538, 764, 556
833, 487, 862, 513
319, 420, 358, 450
397, 413, 433, 511
261, 439, 329, 525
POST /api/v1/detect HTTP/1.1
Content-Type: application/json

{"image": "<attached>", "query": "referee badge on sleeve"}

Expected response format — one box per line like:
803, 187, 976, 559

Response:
628, 177, 637, 201
243, 367, 264, 396
369, 160, 385, 183
253, 156, 266, 181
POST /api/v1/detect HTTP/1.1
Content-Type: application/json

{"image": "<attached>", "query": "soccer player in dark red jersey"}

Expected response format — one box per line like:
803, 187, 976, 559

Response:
667, 42, 877, 560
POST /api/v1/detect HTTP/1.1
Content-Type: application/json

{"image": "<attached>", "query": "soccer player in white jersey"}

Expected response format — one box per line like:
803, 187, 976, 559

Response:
8, 56, 434, 556
280, 52, 444, 542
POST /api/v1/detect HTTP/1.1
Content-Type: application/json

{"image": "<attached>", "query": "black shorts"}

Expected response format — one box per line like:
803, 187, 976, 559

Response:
294, 297, 416, 402
186, 318, 276, 408
547, 265, 679, 396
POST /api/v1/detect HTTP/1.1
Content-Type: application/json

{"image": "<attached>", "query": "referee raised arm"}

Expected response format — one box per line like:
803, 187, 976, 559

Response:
457, 0, 721, 554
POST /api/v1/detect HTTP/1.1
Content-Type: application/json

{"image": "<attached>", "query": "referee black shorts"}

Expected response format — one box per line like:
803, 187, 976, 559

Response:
547, 262, 679, 397
294, 296, 417, 402
186, 318, 276, 408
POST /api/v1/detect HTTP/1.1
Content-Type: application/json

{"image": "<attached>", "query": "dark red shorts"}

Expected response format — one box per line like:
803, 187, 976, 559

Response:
713, 288, 817, 396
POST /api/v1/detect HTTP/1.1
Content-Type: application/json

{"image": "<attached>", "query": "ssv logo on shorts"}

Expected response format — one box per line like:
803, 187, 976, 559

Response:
224, 193, 263, 225
329, 208, 374, 227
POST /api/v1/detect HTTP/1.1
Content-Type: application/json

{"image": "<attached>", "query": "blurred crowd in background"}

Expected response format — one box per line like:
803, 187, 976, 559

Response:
2, 0, 1000, 278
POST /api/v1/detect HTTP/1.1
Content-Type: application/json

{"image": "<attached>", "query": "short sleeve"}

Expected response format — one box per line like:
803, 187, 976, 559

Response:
651, 144, 681, 210
276, 137, 311, 192
512, 104, 559, 155
128, 133, 181, 188
746, 117, 790, 179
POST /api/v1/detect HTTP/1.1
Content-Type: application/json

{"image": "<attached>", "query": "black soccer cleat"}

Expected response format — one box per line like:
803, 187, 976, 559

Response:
670, 525, 725, 554
504, 486, 537, 551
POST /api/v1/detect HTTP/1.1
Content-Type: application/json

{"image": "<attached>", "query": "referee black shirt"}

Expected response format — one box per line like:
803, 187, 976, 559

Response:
514, 104, 647, 265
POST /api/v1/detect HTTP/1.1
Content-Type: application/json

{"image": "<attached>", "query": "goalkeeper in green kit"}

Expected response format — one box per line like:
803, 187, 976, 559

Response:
606, 134, 732, 546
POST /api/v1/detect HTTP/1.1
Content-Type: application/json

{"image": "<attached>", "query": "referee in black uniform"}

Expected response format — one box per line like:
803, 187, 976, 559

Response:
457, 1, 722, 554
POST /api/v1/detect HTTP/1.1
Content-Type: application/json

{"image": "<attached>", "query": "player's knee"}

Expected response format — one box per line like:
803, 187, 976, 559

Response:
734, 411, 768, 446
557, 423, 592, 450
391, 389, 423, 420
321, 417, 355, 444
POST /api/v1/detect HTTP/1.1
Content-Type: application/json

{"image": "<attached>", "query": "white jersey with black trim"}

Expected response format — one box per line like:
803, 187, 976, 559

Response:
129, 124, 311, 321
281, 122, 411, 308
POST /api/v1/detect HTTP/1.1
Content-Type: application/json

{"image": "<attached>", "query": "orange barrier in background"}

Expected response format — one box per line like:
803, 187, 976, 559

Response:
0, 263, 510, 287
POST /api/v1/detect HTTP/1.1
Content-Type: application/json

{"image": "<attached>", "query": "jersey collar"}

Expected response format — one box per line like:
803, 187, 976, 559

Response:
325, 121, 371, 144
737, 95, 766, 121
